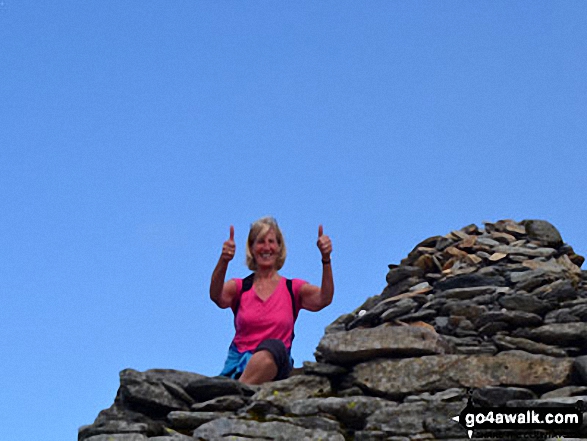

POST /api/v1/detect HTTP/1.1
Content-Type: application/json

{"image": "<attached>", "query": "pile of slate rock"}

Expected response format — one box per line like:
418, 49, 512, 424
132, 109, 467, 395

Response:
80, 219, 587, 441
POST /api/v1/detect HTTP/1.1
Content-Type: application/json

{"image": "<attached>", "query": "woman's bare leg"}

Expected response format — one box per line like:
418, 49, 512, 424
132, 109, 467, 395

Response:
238, 350, 278, 385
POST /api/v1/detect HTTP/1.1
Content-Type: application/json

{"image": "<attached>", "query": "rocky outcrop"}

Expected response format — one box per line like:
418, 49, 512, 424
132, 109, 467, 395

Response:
80, 219, 587, 440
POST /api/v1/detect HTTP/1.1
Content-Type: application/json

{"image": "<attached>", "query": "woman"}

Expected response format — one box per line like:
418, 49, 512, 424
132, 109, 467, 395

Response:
210, 217, 333, 385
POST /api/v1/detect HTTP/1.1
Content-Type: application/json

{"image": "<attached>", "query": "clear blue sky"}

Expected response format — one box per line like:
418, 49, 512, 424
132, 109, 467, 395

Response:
1, 1, 586, 439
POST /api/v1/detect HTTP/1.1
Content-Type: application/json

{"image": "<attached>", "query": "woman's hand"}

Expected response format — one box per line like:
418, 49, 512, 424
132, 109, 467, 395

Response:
221, 225, 236, 263
210, 225, 238, 308
317, 225, 332, 260
300, 225, 334, 311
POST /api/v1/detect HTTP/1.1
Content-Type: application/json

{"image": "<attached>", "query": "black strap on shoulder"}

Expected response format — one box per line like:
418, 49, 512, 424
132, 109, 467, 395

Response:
286, 279, 298, 321
234, 274, 297, 323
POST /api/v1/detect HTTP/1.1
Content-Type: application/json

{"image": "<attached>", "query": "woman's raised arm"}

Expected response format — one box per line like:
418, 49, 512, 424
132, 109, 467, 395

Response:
210, 226, 238, 309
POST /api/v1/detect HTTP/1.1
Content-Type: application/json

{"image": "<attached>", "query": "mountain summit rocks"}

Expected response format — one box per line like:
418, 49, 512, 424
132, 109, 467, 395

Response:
80, 219, 587, 440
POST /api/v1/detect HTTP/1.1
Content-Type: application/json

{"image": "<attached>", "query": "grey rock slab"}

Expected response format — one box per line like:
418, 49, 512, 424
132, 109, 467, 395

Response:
442, 303, 487, 321
498, 293, 551, 314
324, 313, 354, 334
353, 431, 390, 441
119, 369, 201, 416
475, 237, 501, 247
167, 410, 232, 430
437, 286, 497, 300
527, 323, 587, 346
436, 274, 506, 291
302, 361, 349, 377
534, 280, 578, 302
365, 400, 465, 437
192, 417, 345, 441
238, 400, 282, 418
288, 396, 396, 430
509, 268, 549, 284
250, 374, 331, 410
149, 428, 195, 440
316, 323, 453, 365
471, 386, 536, 407
404, 388, 467, 403
492, 335, 568, 357
475, 310, 543, 328
352, 351, 574, 397
522, 219, 564, 247
185, 376, 256, 402
506, 396, 587, 407
394, 308, 437, 323
542, 386, 587, 399
365, 402, 427, 435
545, 308, 580, 324
387, 265, 424, 285
574, 356, 587, 384
79, 403, 166, 441
190, 395, 247, 412
266, 415, 343, 433
379, 298, 418, 322
494, 245, 557, 258
79, 421, 156, 441
85, 436, 148, 441
132, 368, 207, 389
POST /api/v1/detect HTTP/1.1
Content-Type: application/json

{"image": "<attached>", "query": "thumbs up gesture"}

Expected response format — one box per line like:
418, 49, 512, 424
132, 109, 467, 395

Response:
221, 226, 236, 263
317, 225, 332, 260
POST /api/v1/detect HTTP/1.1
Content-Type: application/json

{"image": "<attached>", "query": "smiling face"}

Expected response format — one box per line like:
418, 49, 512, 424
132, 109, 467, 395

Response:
246, 217, 287, 271
252, 228, 280, 270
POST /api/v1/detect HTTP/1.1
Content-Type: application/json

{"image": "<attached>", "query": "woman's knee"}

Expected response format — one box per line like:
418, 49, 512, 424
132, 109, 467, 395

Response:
251, 350, 277, 370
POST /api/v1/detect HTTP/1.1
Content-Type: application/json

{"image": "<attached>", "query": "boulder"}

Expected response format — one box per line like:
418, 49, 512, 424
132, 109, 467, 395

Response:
192, 417, 346, 440
352, 351, 574, 398
316, 324, 453, 365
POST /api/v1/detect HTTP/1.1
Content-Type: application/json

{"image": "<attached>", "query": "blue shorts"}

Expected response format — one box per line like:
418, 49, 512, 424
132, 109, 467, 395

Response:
219, 339, 294, 381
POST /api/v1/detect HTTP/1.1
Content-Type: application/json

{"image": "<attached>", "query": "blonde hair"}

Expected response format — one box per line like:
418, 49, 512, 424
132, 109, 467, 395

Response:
246, 217, 287, 271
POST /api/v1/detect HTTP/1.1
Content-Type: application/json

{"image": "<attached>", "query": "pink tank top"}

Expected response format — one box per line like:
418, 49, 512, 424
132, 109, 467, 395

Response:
231, 277, 307, 352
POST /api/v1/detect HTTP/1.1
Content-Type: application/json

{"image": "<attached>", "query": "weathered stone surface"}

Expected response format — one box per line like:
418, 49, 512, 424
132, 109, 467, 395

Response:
526, 323, 587, 346
79, 402, 167, 440
353, 351, 573, 397
190, 395, 247, 412
185, 377, 255, 402
475, 310, 543, 329
167, 411, 231, 430
149, 429, 193, 441
534, 280, 578, 302
316, 324, 453, 365
379, 298, 418, 322
302, 361, 348, 377
436, 274, 506, 291
85, 435, 148, 441
471, 386, 536, 406
118, 369, 202, 416
541, 386, 587, 399
437, 286, 496, 300
522, 219, 564, 247
494, 245, 557, 258
404, 388, 467, 404
192, 417, 346, 440
492, 335, 568, 357
250, 375, 331, 410
266, 415, 343, 432
387, 265, 424, 285
574, 356, 587, 384
498, 293, 551, 314
365, 401, 465, 437
288, 396, 396, 429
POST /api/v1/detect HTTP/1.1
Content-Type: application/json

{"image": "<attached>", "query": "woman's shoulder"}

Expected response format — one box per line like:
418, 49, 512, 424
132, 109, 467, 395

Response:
281, 277, 308, 292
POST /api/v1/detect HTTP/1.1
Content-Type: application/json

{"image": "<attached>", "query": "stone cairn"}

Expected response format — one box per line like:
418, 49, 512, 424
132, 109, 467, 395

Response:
80, 220, 587, 441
